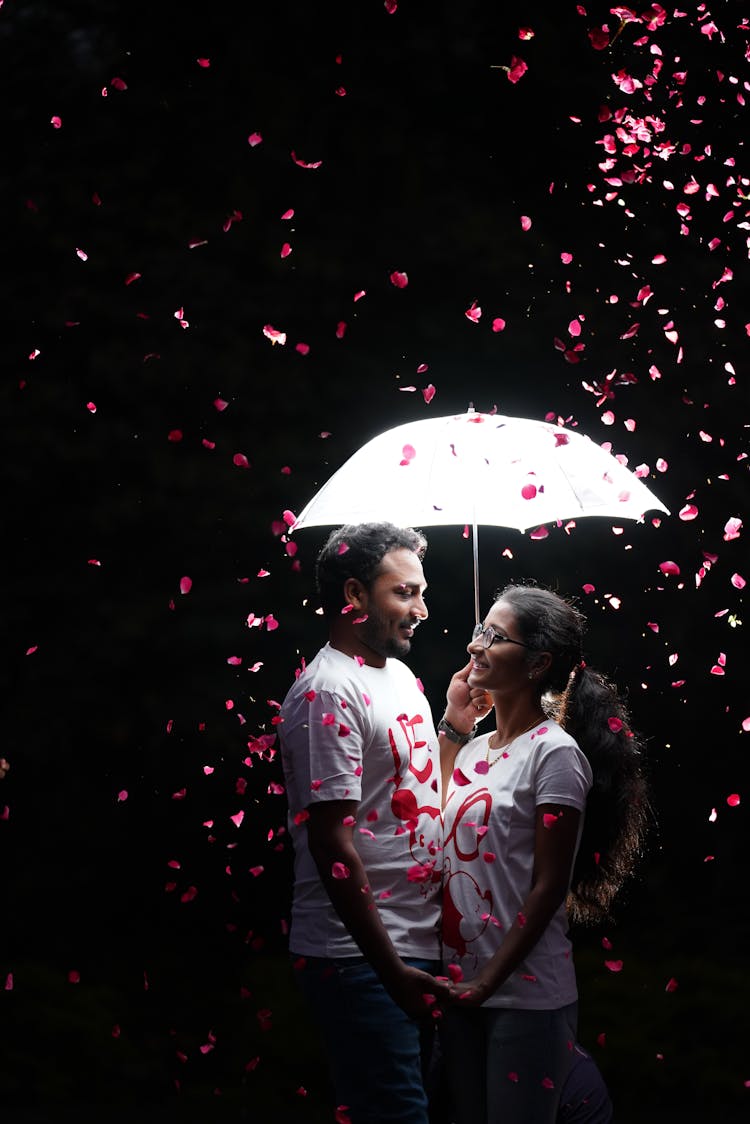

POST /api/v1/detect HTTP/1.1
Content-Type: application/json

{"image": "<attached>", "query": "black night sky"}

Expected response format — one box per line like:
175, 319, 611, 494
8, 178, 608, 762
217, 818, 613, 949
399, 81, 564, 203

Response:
1, 2, 748, 1121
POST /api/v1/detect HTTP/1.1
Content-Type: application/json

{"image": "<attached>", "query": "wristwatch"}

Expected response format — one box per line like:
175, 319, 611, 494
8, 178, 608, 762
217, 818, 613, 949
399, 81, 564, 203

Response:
437, 717, 475, 745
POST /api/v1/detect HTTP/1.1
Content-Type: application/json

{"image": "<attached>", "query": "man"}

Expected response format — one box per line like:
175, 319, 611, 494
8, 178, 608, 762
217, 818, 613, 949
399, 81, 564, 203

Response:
279, 522, 483, 1124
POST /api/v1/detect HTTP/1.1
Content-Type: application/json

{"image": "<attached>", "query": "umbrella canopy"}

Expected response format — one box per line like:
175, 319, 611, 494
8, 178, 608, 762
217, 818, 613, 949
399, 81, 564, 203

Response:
291, 410, 670, 620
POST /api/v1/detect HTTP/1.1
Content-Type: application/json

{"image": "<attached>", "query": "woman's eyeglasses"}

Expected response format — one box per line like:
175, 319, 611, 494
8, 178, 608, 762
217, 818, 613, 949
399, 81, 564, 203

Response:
472, 623, 530, 649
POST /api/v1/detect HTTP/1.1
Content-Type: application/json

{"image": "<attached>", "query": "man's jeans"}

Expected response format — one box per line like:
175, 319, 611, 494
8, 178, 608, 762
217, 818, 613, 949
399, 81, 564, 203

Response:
293, 955, 440, 1124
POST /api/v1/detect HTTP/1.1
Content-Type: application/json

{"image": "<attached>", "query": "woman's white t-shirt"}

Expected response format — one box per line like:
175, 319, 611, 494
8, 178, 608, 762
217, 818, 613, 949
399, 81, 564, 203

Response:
442, 720, 592, 1008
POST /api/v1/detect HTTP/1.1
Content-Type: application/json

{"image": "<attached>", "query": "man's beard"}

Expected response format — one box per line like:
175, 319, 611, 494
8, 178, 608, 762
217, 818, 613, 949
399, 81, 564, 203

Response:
359, 610, 413, 660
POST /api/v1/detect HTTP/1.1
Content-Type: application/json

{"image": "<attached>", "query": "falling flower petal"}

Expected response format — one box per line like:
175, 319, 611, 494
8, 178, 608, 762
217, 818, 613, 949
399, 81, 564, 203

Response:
291, 151, 322, 169
407, 861, 436, 883
507, 57, 528, 83
263, 324, 286, 345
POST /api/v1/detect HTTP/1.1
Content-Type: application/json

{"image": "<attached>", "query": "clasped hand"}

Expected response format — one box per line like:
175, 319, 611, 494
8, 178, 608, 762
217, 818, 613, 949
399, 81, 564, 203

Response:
444, 970, 496, 1008
385, 963, 452, 1019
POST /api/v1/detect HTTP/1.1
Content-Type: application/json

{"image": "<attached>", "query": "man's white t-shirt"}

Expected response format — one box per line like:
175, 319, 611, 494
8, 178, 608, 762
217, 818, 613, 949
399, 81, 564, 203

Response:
280, 643, 442, 959
442, 720, 592, 1008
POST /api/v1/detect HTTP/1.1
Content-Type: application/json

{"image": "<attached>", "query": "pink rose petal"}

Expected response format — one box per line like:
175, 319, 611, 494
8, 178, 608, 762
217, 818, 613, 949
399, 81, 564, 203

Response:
290, 151, 323, 169
263, 324, 286, 345
507, 57, 528, 83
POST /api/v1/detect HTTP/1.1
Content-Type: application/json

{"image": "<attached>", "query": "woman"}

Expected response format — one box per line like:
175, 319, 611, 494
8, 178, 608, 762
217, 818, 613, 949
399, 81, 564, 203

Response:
437, 583, 649, 1124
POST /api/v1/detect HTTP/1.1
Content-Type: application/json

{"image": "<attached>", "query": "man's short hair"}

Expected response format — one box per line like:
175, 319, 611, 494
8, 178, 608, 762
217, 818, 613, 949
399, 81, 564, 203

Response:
315, 523, 427, 617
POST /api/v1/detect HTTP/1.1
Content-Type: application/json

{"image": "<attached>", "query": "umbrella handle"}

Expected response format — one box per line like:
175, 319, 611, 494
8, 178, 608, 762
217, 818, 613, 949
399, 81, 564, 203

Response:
472, 518, 480, 625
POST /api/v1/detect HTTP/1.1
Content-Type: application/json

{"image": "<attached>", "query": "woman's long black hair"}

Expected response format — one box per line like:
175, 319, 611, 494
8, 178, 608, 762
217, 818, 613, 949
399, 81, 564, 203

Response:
498, 583, 651, 924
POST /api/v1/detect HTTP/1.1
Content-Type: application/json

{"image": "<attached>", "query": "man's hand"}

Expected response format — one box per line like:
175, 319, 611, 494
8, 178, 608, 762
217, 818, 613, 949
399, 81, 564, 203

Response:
0, 758, 9, 780
383, 962, 452, 1019
444, 660, 492, 733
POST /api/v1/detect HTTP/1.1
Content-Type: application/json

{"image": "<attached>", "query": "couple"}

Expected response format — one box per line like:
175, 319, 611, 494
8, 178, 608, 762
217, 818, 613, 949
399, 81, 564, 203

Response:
279, 523, 647, 1124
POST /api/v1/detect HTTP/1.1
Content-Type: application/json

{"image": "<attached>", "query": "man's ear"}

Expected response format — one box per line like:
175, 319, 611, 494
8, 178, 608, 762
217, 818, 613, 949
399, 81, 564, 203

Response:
343, 577, 367, 611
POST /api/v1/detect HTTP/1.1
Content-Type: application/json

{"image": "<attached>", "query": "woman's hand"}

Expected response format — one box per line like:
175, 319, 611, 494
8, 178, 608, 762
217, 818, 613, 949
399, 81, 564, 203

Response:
446, 968, 497, 1008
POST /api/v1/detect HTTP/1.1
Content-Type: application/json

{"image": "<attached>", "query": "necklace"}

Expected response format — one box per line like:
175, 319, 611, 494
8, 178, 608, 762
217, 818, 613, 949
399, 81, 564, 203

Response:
485, 715, 544, 765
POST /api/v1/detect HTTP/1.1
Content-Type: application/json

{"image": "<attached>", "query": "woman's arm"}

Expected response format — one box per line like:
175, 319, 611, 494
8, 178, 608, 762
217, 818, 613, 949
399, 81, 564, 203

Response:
448, 802, 581, 1006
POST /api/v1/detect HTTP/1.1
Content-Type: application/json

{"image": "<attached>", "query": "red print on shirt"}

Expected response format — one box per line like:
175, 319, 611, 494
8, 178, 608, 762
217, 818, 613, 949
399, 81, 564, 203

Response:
442, 788, 494, 957
388, 713, 439, 850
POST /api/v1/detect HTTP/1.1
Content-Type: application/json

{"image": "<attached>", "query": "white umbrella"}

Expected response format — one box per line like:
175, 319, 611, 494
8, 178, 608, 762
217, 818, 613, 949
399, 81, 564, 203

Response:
291, 409, 670, 621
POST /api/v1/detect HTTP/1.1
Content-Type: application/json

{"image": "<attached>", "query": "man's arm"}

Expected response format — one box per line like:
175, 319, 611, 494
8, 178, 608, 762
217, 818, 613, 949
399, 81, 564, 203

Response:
306, 798, 449, 1017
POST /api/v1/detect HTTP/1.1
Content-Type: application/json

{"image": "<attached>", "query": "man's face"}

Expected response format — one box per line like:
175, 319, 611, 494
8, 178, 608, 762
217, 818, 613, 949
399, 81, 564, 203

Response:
355, 548, 428, 661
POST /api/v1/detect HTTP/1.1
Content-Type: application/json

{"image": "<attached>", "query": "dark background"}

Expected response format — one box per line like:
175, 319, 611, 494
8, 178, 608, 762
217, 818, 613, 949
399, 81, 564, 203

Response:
1, 2, 748, 1121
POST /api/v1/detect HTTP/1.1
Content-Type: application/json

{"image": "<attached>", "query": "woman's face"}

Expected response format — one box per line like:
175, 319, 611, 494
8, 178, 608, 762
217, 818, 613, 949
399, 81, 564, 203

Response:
466, 599, 533, 695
